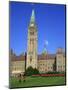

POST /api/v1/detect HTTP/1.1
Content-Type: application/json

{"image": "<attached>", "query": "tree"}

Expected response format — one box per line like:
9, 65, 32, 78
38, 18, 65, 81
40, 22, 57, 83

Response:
25, 66, 34, 76
25, 66, 39, 76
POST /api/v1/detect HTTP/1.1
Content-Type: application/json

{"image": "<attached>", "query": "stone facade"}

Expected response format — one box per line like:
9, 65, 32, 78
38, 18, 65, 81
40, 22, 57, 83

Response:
38, 54, 56, 73
10, 48, 65, 76
56, 48, 65, 72
37, 48, 65, 73
10, 51, 25, 76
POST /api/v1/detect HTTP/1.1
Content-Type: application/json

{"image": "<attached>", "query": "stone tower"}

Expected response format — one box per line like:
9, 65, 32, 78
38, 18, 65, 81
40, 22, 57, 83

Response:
26, 10, 37, 69
56, 48, 65, 72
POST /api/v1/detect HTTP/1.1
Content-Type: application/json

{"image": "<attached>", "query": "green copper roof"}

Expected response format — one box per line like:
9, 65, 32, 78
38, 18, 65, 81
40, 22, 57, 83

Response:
42, 48, 47, 55
30, 9, 35, 23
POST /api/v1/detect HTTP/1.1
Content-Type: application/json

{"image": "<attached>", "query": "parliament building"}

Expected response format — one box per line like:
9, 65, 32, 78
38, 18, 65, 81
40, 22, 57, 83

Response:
10, 10, 65, 76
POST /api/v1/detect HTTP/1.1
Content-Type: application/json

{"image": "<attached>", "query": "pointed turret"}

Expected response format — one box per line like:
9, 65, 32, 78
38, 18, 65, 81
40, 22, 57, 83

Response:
30, 9, 35, 23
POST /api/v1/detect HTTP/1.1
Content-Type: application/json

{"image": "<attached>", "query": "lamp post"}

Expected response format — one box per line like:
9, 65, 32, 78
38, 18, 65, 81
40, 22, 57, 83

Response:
23, 52, 27, 82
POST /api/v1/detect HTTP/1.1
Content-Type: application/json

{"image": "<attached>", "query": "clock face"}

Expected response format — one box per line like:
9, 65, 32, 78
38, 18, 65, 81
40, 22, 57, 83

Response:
30, 23, 34, 27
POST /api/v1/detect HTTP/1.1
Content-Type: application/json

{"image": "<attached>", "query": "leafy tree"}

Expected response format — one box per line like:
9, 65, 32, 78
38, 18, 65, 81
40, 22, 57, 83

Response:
25, 66, 33, 76
25, 66, 39, 76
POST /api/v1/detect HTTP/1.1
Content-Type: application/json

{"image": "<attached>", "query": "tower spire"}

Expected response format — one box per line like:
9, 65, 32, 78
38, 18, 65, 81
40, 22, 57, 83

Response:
30, 9, 35, 23
27, 9, 37, 69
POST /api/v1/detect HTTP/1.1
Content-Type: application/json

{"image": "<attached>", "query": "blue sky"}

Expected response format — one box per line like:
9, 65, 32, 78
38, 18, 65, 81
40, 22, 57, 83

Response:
10, 1, 66, 55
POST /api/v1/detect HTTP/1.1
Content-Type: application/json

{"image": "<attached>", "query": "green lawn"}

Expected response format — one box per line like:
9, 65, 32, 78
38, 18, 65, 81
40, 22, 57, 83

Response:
10, 76, 66, 88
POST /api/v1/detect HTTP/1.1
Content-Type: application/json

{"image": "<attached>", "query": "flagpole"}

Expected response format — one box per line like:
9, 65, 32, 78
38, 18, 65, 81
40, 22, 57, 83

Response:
25, 52, 27, 75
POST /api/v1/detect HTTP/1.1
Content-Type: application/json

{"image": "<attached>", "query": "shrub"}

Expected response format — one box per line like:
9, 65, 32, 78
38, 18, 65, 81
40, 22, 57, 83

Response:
33, 68, 39, 74
46, 71, 60, 74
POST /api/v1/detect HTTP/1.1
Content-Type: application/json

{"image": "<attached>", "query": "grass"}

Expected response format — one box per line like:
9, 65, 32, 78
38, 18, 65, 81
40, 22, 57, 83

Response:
10, 76, 66, 88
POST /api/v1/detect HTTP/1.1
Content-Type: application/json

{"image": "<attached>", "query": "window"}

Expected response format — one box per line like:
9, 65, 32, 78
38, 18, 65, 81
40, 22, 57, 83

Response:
48, 67, 50, 69
58, 55, 62, 59
30, 56, 32, 63
30, 31, 34, 35
51, 67, 52, 69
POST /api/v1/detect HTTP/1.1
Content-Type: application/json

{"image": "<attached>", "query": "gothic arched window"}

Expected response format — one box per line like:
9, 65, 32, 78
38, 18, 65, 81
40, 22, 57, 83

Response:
30, 56, 32, 63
